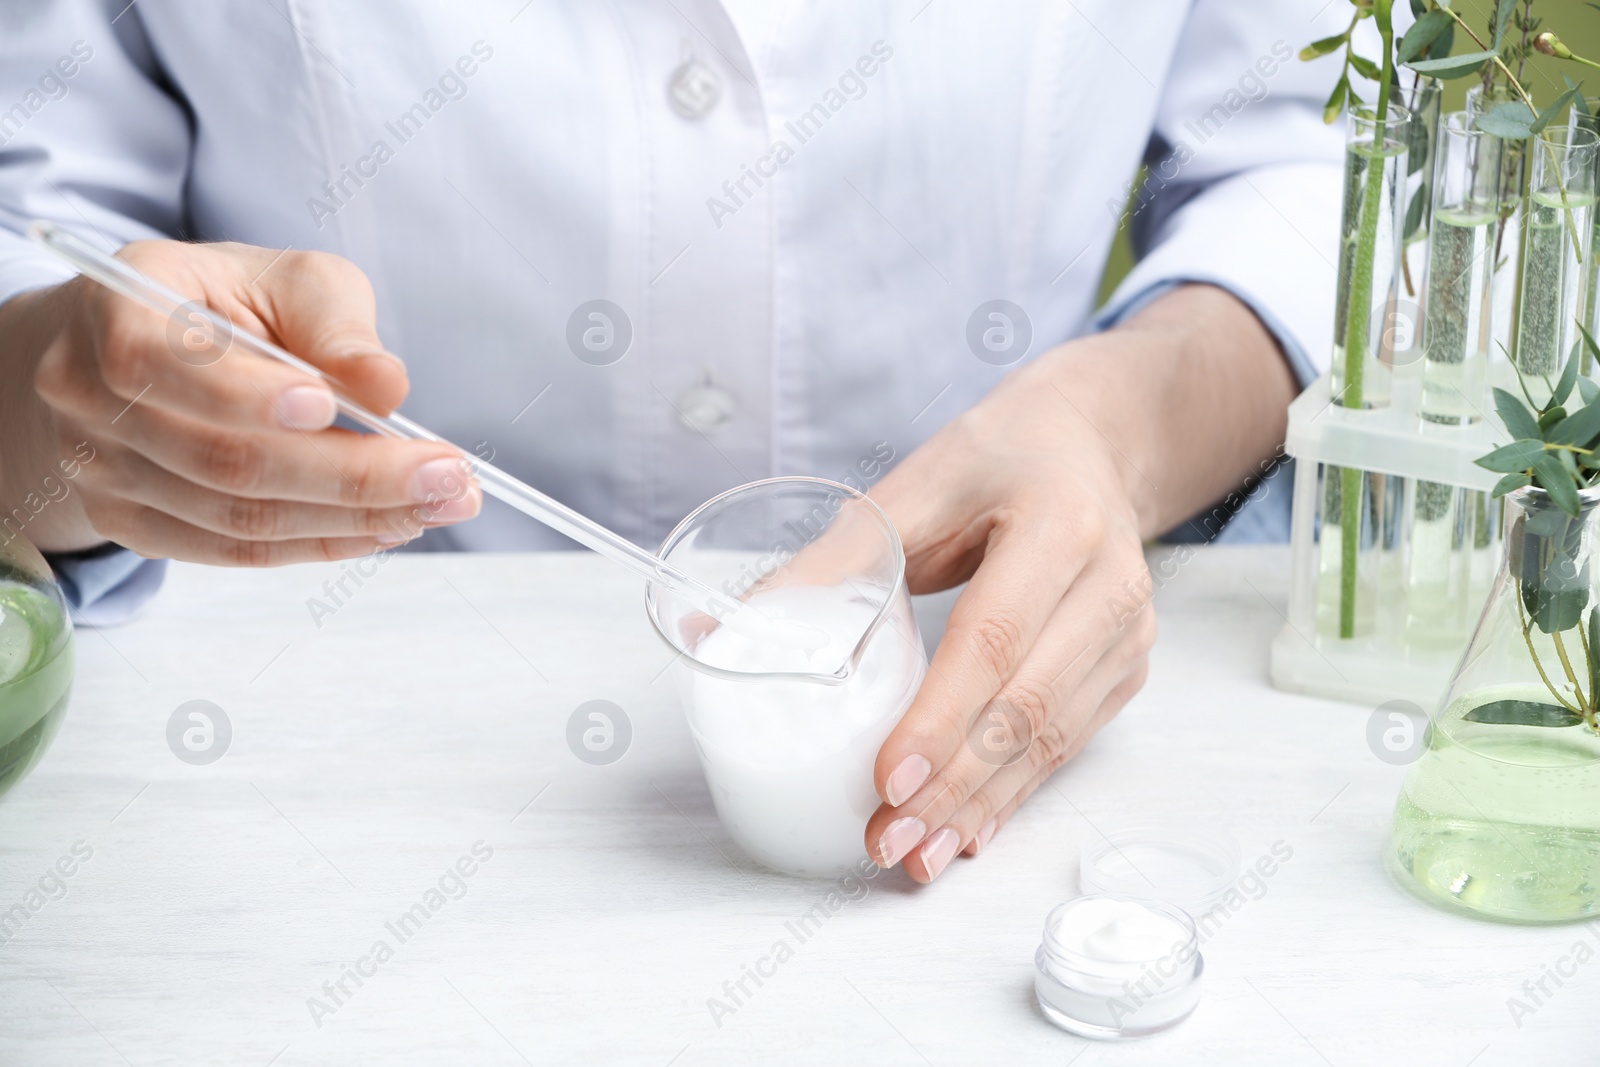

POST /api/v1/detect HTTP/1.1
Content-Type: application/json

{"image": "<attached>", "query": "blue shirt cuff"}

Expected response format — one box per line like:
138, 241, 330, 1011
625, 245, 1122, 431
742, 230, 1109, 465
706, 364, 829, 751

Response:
45, 547, 167, 627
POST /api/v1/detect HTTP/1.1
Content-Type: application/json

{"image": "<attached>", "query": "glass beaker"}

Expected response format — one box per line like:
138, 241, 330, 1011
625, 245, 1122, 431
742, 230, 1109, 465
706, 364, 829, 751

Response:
1392, 487, 1600, 922
645, 477, 927, 878
0, 534, 74, 799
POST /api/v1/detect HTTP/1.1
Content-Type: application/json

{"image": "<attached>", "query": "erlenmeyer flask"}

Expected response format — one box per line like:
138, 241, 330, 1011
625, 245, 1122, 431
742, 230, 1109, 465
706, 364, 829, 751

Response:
1392, 487, 1600, 921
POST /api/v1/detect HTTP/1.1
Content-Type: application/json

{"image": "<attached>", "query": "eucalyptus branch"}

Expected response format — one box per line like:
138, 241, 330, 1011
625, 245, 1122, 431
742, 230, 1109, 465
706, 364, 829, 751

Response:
1334, 1, 1397, 637
1552, 629, 1588, 708
1434, 4, 1585, 257
1582, 621, 1599, 730
1515, 0, 1535, 88
1437, 6, 1535, 109
1517, 585, 1586, 713
1483, 335, 1600, 726
1338, 4, 1400, 413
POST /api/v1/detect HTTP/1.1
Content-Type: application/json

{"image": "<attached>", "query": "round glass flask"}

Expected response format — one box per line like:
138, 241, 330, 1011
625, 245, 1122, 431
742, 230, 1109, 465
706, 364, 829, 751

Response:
0, 534, 74, 799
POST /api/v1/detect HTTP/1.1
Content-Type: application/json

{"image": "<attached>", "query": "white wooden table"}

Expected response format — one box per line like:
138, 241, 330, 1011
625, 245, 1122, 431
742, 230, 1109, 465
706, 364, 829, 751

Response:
0, 546, 1587, 1066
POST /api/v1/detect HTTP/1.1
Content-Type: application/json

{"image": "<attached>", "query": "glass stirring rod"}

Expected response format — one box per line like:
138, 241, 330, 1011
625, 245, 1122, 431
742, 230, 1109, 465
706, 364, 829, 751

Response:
27, 220, 820, 647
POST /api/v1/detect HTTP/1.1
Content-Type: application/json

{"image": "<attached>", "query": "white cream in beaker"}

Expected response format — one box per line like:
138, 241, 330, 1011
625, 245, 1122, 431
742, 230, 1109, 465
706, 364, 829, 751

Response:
682, 583, 925, 877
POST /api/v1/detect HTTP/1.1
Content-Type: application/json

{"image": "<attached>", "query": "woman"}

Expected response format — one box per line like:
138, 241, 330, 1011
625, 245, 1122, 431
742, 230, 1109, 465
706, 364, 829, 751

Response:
0, 0, 1351, 881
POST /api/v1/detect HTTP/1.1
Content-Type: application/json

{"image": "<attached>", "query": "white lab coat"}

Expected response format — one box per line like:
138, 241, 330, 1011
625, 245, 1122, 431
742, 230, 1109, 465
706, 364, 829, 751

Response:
0, 0, 1358, 573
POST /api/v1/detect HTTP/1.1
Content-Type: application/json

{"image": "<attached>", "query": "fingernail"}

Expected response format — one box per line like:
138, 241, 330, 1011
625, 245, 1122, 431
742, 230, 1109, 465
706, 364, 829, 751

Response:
974, 818, 997, 854
341, 348, 405, 370
920, 828, 961, 881
410, 458, 470, 505
278, 386, 337, 430
375, 530, 411, 546
885, 754, 931, 807
425, 490, 480, 524
877, 817, 925, 868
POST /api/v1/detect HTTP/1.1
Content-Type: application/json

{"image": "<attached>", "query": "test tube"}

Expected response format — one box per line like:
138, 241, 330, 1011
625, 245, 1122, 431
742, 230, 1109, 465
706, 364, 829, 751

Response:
1573, 100, 1600, 374
1331, 107, 1412, 411
1408, 115, 1505, 651
1515, 125, 1597, 405
1465, 84, 1528, 384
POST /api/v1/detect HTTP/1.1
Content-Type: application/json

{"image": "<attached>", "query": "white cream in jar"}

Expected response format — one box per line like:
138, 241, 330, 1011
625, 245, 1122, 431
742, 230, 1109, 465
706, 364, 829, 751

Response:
1034, 895, 1203, 1039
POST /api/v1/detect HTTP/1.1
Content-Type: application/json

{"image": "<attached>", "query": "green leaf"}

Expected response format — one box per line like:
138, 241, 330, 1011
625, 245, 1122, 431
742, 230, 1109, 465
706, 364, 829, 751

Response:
1555, 345, 1581, 407
1323, 74, 1349, 124
1403, 182, 1427, 238
1540, 405, 1569, 432
1493, 0, 1518, 47
1519, 498, 1591, 629
1405, 85, 1436, 174
1399, 10, 1453, 62
1300, 33, 1349, 62
1589, 608, 1599, 707
1533, 86, 1585, 135
1525, 498, 1576, 537
1408, 49, 1496, 79
1579, 376, 1600, 406
1350, 52, 1383, 81
1504, 340, 1544, 412
1478, 439, 1550, 473
1493, 472, 1533, 496
1494, 387, 1542, 440
1433, 21, 1455, 60
1580, 323, 1600, 371
1567, 75, 1594, 118
1409, 0, 1426, 16
1534, 453, 1582, 517
1475, 101, 1537, 139
1464, 699, 1583, 727
1548, 401, 1600, 448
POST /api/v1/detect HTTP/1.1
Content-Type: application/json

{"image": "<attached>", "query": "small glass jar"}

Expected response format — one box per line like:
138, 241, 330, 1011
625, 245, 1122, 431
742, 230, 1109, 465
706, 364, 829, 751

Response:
1079, 822, 1240, 914
1034, 895, 1203, 1040
646, 477, 927, 878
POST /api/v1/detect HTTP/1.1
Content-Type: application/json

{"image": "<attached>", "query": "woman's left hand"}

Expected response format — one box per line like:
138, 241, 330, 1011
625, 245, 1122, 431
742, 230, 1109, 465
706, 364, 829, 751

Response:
865, 284, 1296, 882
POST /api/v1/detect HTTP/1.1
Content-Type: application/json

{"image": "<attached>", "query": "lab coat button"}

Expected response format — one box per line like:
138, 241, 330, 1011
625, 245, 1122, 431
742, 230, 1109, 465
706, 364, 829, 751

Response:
677, 379, 735, 433
668, 58, 721, 119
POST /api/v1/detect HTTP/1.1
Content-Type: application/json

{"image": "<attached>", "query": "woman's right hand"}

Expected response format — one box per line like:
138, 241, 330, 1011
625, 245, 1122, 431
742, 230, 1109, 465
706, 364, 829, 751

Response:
3, 239, 480, 562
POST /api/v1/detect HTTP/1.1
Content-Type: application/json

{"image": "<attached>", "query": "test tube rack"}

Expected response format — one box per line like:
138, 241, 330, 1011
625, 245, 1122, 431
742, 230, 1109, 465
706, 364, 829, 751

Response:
1270, 366, 1509, 710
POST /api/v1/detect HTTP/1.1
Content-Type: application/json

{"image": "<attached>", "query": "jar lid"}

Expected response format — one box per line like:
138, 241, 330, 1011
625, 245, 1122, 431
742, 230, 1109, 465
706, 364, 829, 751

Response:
1078, 822, 1241, 916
